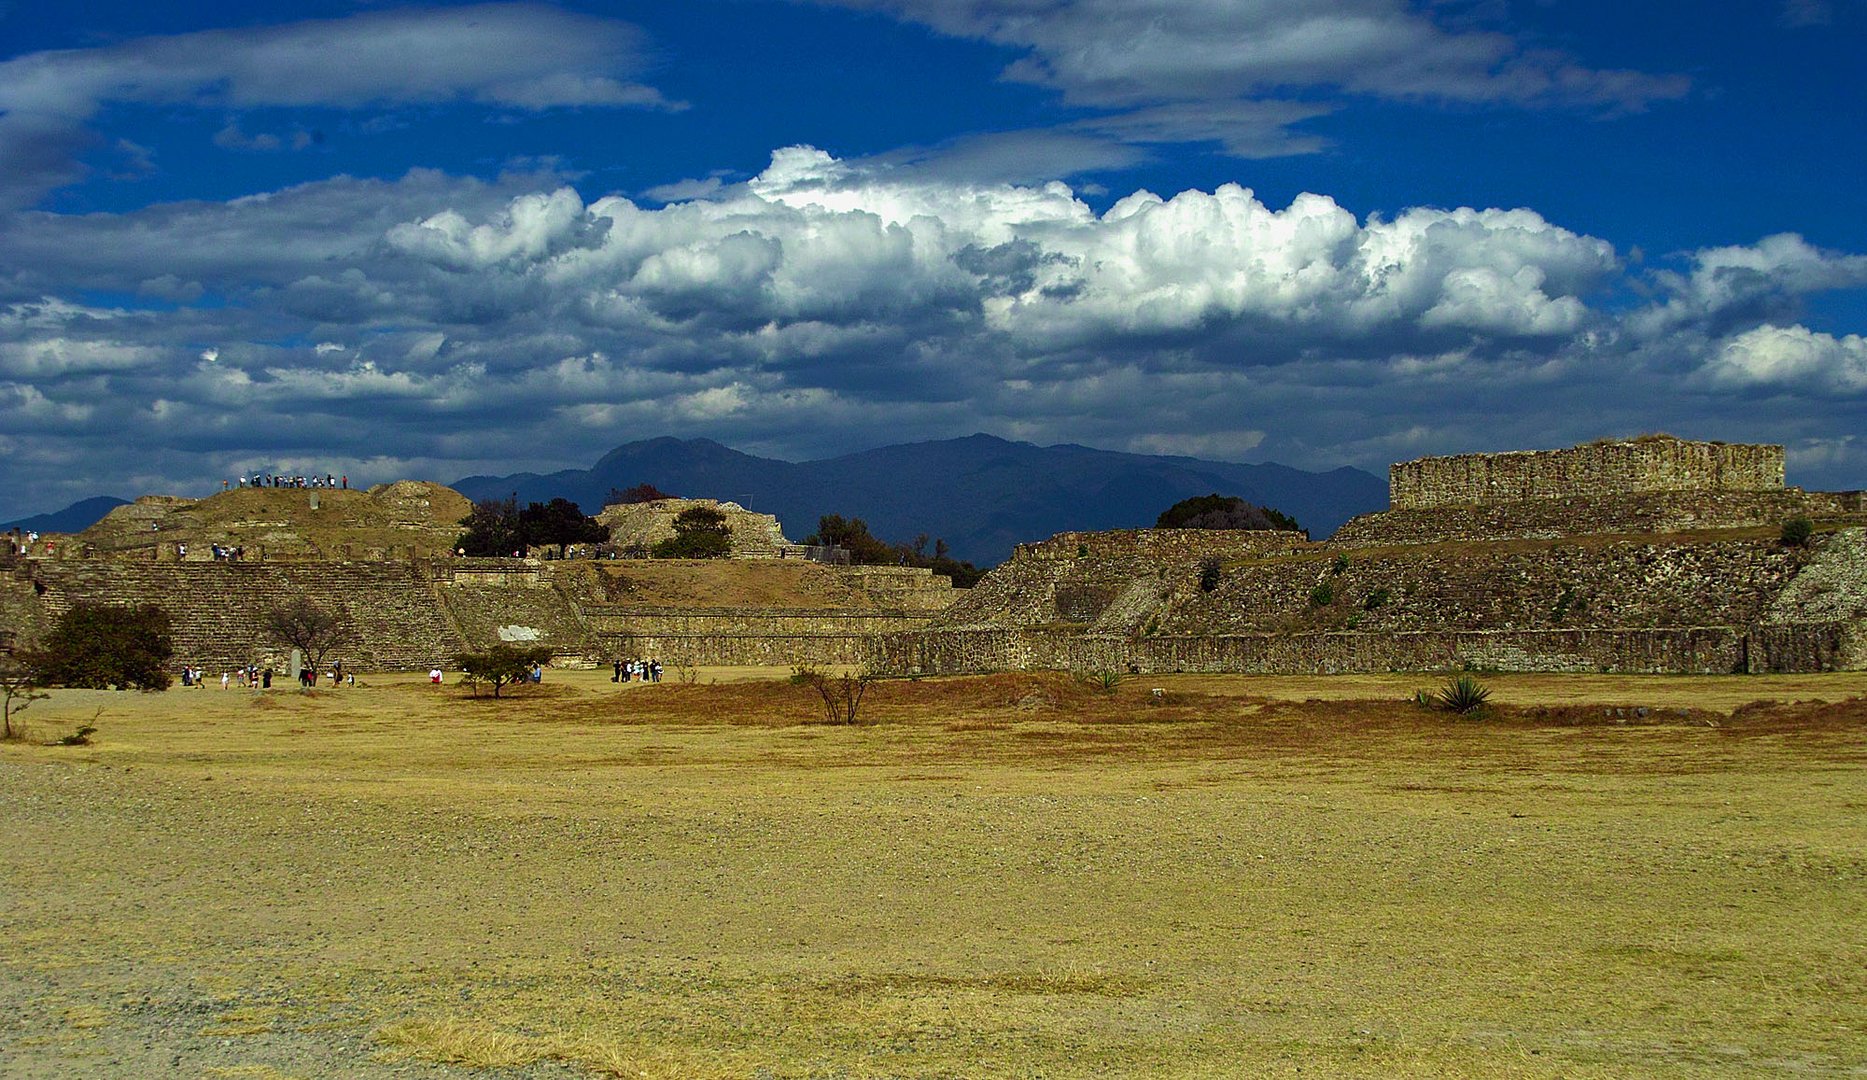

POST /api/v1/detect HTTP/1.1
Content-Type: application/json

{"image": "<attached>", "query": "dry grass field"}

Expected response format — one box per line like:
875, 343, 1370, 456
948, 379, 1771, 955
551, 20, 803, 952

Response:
2, 667, 1864, 1078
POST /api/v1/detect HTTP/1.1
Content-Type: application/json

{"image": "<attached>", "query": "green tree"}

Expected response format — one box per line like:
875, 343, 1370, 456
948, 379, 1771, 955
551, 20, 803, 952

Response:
458, 495, 607, 556
651, 505, 733, 558
1156, 494, 1302, 533
33, 604, 174, 690
520, 497, 609, 555
803, 514, 896, 565
457, 495, 524, 556
456, 643, 553, 698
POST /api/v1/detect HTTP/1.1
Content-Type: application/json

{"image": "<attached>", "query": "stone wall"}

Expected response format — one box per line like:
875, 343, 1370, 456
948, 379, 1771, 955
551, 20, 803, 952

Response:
593, 606, 919, 666
1390, 438, 1784, 510
1167, 534, 1816, 636
891, 521, 1867, 676
1015, 529, 1312, 562
877, 623, 1854, 677
1335, 488, 1867, 547
20, 561, 467, 672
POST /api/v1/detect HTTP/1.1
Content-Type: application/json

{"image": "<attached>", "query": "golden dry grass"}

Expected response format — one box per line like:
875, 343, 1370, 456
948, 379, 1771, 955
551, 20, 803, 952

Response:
2, 666, 1864, 1077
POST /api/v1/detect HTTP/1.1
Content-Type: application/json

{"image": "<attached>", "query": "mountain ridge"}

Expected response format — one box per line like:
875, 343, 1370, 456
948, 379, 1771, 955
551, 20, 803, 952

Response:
455, 434, 1387, 564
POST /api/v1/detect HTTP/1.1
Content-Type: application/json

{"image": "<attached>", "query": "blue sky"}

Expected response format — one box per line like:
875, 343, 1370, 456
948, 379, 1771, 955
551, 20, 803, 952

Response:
2, 0, 1864, 518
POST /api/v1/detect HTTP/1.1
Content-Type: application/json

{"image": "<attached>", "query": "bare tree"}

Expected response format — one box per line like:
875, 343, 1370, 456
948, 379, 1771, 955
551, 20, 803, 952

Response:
0, 655, 47, 740
263, 596, 355, 674
794, 666, 877, 725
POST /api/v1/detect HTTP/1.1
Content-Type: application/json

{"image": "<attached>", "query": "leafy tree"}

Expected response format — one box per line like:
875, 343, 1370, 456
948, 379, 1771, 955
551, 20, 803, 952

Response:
456, 643, 553, 698
803, 516, 986, 587
32, 604, 174, 690
264, 596, 355, 675
1156, 494, 1302, 533
606, 483, 673, 505
520, 497, 609, 554
651, 505, 733, 558
803, 514, 895, 564
457, 495, 607, 556
0, 655, 48, 740
457, 495, 524, 556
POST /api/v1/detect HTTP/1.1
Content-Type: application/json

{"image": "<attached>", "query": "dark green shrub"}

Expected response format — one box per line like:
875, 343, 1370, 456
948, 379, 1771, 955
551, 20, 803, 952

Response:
1197, 556, 1223, 593
1362, 587, 1390, 611
1435, 675, 1491, 714
455, 643, 552, 698
1780, 517, 1814, 547
652, 505, 733, 558
33, 604, 173, 690
1308, 582, 1334, 608
1155, 494, 1302, 533
1331, 554, 1349, 575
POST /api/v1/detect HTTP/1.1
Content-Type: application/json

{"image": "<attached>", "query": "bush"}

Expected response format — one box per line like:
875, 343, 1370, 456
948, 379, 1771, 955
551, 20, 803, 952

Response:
1308, 582, 1334, 608
455, 643, 552, 698
1362, 587, 1390, 610
1197, 556, 1223, 593
652, 505, 732, 558
1780, 517, 1814, 547
31, 603, 173, 690
1155, 494, 1302, 533
1434, 675, 1492, 715
1331, 554, 1349, 576
1074, 668, 1124, 695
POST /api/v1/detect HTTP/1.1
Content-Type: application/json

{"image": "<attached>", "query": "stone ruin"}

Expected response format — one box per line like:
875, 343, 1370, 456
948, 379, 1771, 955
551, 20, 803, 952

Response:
0, 486, 956, 673
878, 436, 1867, 676
3, 434, 1863, 676
595, 498, 796, 558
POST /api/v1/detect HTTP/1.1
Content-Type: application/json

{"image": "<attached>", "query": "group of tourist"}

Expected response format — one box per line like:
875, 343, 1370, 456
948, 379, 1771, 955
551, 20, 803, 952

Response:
612, 659, 662, 682
175, 660, 357, 689
232, 473, 347, 490
6, 529, 39, 556
180, 664, 273, 689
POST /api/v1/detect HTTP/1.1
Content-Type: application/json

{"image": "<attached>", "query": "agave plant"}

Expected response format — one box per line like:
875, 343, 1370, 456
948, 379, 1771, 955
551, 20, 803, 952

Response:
1436, 675, 1491, 714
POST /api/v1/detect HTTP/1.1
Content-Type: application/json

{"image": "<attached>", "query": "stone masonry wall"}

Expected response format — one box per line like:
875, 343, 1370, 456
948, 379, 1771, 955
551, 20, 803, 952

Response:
1016, 529, 1312, 562
20, 561, 467, 673
1390, 438, 1784, 510
876, 623, 1853, 676
596, 608, 910, 666
1334, 488, 1867, 547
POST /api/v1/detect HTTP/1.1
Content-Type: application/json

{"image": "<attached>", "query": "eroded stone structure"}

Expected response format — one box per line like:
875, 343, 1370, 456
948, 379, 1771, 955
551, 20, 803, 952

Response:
879, 436, 1867, 676
5, 435, 1863, 676
0, 486, 958, 672
596, 499, 795, 558
1389, 436, 1784, 510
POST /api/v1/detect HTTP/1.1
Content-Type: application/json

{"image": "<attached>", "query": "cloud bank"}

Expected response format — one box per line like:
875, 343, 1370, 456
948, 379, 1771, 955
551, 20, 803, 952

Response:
0, 147, 1863, 516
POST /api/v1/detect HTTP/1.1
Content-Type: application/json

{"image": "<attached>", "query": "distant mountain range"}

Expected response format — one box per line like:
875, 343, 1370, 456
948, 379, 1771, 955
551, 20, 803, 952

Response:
455, 434, 1387, 564
2, 495, 130, 536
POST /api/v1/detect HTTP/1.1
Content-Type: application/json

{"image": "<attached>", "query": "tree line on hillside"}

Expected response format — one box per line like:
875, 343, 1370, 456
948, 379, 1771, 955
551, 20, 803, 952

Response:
456, 495, 609, 557
450, 485, 1297, 582
802, 515, 986, 587
1156, 494, 1303, 534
